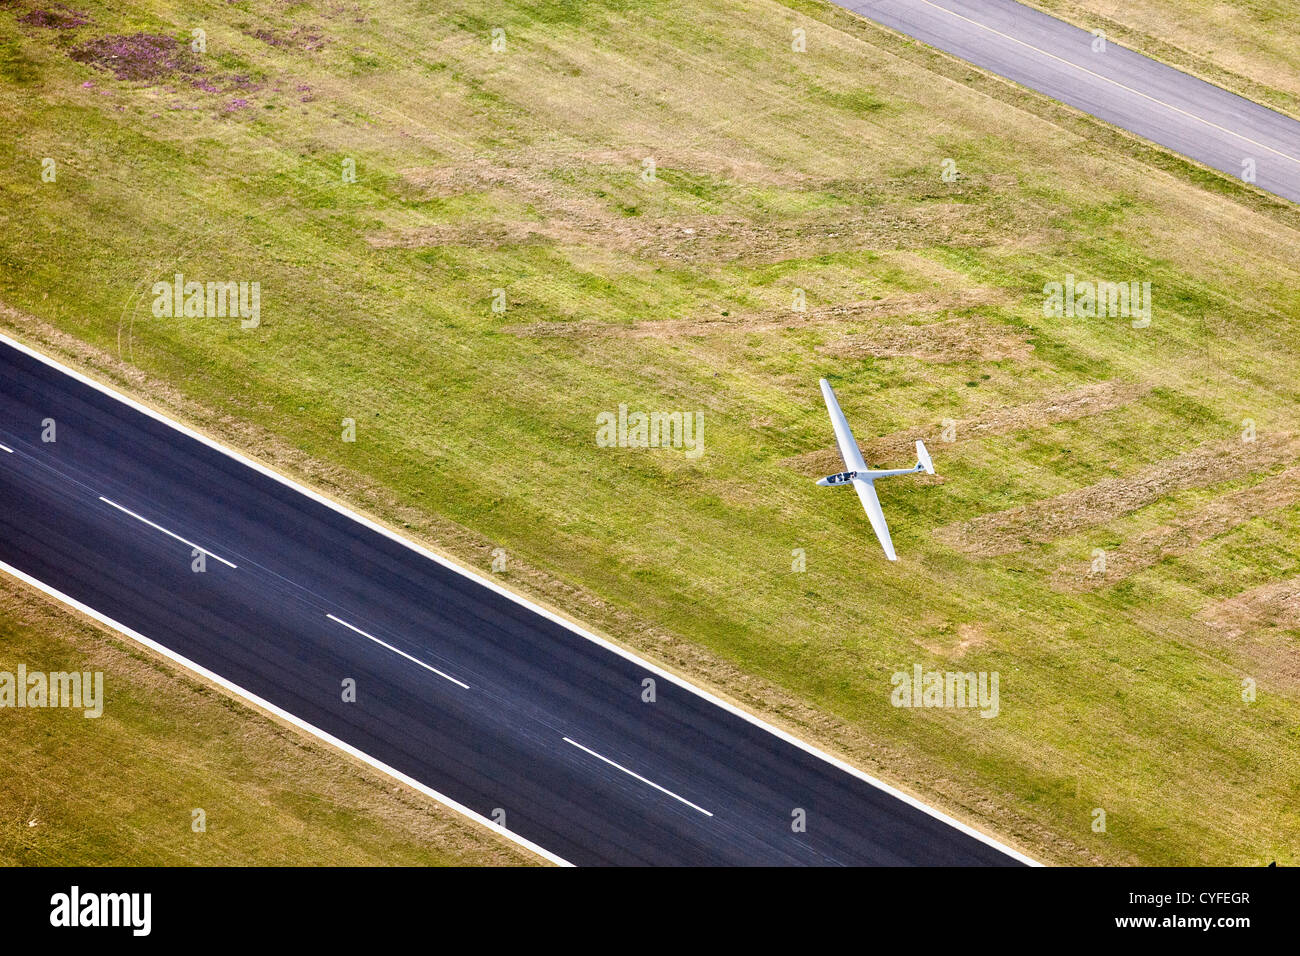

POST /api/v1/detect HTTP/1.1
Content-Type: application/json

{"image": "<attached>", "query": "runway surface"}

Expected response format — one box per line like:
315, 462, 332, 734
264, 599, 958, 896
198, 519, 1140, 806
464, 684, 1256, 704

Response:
838, 0, 1300, 204
0, 336, 1029, 865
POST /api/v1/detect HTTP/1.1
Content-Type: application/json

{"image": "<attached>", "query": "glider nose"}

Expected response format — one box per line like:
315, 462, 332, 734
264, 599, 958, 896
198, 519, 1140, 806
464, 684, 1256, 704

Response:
816, 476, 830, 486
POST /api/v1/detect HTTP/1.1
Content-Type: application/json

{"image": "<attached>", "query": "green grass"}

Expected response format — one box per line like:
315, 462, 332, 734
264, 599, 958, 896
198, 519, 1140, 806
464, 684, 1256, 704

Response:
0, 0, 1298, 865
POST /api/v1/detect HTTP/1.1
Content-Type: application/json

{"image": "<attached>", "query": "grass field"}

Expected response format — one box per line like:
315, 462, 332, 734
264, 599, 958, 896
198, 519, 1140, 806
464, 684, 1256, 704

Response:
0, 580, 538, 864
1022, 0, 1300, 116
1, 0, 1298, 865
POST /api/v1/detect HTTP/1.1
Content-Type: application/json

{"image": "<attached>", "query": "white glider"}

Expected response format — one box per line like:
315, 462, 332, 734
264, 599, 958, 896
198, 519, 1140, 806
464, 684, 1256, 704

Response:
816, 378, 934, 561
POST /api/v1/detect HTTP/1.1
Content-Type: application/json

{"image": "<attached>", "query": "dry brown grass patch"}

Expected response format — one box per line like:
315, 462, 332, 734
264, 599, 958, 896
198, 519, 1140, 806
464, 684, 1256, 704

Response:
1054, 467, 1300, 590
1198, 576, 1300, 694
1201, 577, 1300, 639
399, 148, 816, 196
936, 434, 1300, 557
369, 203, 996, 263
784, 380, 1153, 477
817, 316, 1030, 363
504, 288, 1010, 339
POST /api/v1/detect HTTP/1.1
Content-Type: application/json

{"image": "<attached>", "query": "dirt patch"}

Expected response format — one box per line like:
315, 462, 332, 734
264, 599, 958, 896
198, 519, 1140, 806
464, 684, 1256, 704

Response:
785, 380, 1153, 477
916, 622, 989, 660
249, 26, 328, 51
18, 4, 89, 28
935, 433, 1300, 557
817, 316, 1030, 363
70, 33, 202, 82
1055, 467, 1300, 590
504, 288, 1010, 339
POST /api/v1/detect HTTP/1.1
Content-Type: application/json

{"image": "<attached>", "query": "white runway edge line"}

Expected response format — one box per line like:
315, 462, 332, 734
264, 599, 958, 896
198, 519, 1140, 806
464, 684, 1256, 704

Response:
900, 0, 1300, 165
98, 496, 238, 569
0, 331, 1039, 866
0, 561, 569, 866
327, 613, 469, 689
563, 737, 714, 817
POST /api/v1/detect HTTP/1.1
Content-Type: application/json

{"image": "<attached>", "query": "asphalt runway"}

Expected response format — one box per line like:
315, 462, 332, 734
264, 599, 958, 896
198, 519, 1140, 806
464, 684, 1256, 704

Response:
0, 337, 1029, 866
839, 0, 1300, 203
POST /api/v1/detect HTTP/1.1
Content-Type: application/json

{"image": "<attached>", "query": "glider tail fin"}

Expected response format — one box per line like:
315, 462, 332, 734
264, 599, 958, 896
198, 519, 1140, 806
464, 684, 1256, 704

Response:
916, 440, 935, 475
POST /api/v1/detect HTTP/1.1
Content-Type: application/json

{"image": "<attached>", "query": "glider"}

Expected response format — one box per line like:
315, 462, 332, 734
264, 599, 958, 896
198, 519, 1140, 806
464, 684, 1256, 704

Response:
816, 378, 934, 561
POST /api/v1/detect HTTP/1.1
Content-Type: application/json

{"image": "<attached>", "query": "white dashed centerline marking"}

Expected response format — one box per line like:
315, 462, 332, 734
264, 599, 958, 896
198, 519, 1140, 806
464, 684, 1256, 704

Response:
98, 496, 238, 568
563, 737, 714, 817
0, 443, 12, 453
326, 613, 470, 689
2, 332, 1037, 864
